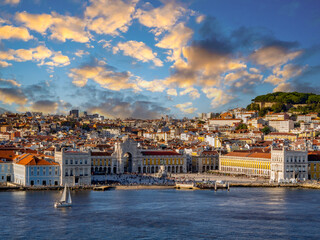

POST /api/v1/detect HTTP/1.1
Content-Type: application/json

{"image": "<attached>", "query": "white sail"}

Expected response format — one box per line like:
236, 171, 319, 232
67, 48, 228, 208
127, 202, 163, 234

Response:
66, 188, 72, 204
60, 184, 67, 202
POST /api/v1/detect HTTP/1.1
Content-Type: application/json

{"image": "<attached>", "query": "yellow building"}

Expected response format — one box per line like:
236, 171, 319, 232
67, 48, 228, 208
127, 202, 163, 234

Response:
220, 151, 271, 177
140, 151, 185, 174
192, 150, 219, 173
91, 152, 114, 174
308, 152, 320, 180
264, 132, 297, 142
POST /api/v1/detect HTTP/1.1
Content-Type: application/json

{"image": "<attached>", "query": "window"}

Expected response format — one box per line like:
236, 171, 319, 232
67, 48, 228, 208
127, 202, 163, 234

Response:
65, 169, 68, 176
43, 168, 46, 175
37, 167, 40, 176
70, 169, 73, 176
80, 159, 83, 165
65, 159, 68, 165
70, 160, 73, 165
85, 160, 87, 164
314, 165, 317, 171
75, 160, 78, 164
55, 168, 58, 175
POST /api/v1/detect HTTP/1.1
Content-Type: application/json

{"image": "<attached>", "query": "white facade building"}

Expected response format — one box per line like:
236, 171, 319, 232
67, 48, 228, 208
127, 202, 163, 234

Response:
270, 147, 308, 183
268, 120, 294, 133
297, 115, 312, 123
55, 148, 91, 186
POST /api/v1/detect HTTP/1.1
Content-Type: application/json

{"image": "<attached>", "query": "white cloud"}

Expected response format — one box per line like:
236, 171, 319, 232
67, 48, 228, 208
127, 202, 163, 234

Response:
156, 23, 193, 62
136, 0, 186, 36
0, 25, 33, 41
4, 0, 20, 5
180, 87, 200, 99
251, 46, 302, 68
98, 39, 112, 48
196, 15, 205, 24
0, 61, 12, 67
0, 45, 70, 67
16, 11, 91, 43
74, 50, 89, 58
175, 102, 197, 114
136, 79, 166, 92
69, 65, 137, 91
167, 88, 177, 96
114, 40, 163, 66
202, 88, 235, 108
0, 88, 27, 105
85, 0, 138, 36
0, 78, 21, 87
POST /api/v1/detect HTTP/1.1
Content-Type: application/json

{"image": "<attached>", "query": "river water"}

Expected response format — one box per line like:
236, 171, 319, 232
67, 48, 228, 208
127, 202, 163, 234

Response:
1, 188, 319, 239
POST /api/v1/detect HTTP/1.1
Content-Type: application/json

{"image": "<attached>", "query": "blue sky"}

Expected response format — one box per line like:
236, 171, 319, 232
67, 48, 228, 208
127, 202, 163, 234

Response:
0, 0, 320, 118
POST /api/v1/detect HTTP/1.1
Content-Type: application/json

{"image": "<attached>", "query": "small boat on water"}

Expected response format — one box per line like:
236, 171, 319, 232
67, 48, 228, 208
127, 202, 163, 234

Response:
175, 182, 198, 190
54, 184, 72, 208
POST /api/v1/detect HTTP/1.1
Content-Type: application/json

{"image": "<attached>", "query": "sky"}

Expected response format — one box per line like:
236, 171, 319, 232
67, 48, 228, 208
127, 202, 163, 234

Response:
0, 0, 320, 119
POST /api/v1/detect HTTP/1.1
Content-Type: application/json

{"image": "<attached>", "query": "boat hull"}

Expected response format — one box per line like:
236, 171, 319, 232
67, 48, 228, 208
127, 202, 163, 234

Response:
54, 202, 72, 208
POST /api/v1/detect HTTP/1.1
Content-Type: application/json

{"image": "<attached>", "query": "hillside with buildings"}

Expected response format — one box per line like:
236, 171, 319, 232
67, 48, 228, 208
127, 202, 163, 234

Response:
1, 98, 320, 187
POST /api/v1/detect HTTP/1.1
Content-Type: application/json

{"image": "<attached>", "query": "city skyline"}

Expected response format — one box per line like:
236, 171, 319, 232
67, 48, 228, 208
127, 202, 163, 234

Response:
1, 0, 320, 118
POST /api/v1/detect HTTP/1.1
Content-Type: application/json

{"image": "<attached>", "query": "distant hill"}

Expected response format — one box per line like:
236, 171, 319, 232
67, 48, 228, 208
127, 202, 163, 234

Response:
252, 92, 320, 104
247, 92, 320, 115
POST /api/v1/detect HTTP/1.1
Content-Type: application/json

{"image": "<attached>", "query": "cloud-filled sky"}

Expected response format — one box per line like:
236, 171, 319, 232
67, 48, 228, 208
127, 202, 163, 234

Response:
0, 0, 320, 118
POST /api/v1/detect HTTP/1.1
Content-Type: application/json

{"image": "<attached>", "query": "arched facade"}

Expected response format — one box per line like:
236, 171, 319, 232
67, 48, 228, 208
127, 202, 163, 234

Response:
91, 137, 187, 175
112, 137, 143, 173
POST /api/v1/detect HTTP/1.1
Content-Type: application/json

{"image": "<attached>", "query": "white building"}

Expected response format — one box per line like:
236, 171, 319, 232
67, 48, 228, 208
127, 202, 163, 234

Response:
270, 147, 308, 183
55, 148, 91, 186
208, 119, 242, 127
13, 154, 60, 186
268, 120, 294, 133
235, 111, 258, 123
296, 115, 312, 123
205, 135, 222, 148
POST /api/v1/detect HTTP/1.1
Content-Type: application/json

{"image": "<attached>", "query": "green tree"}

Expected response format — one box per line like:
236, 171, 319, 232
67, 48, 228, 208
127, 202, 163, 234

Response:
261, 126, 271, 135
246, 103, 260, 111
258, 107, 271, 117
236, 123, 248, 130
271, 102, 286, 113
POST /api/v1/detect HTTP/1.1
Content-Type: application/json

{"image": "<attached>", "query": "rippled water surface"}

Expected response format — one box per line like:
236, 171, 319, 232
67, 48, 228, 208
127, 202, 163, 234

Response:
1, 188, 320, 239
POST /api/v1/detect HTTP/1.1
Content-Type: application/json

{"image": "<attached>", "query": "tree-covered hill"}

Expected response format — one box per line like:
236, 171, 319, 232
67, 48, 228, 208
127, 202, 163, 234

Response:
252, 92, 320, 104
247, 92, 320, 116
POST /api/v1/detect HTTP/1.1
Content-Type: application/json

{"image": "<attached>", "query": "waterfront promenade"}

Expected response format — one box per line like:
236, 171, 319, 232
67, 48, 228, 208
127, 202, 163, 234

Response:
2, 173, 320, 190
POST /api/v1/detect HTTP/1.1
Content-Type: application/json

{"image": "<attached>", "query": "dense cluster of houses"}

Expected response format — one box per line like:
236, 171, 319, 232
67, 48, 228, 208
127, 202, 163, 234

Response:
1, 108, 320, 186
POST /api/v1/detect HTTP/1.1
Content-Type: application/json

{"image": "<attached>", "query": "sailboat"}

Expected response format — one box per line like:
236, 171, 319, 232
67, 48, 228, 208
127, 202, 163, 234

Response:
54, 184, 72, 208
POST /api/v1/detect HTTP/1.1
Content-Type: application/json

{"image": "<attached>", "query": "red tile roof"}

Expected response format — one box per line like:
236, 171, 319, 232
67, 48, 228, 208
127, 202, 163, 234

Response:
224, 151, 271, 159
15, 154, 59, 166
